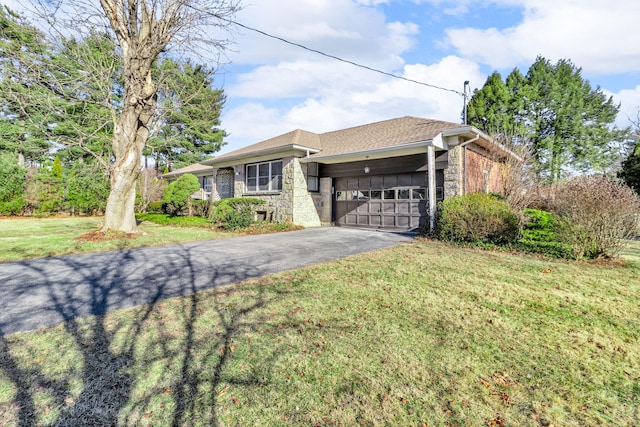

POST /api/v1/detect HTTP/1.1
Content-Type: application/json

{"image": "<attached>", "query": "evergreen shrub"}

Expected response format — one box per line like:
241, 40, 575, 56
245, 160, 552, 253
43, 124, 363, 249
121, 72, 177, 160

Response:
435, 193, 519, 245
211, 197, 265, 230
517, 209, 573, 258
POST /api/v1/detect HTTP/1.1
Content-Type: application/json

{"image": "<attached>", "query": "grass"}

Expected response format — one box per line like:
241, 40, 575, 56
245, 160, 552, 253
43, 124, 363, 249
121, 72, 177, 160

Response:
0, 216, 228, 262
1, 238, 639, 425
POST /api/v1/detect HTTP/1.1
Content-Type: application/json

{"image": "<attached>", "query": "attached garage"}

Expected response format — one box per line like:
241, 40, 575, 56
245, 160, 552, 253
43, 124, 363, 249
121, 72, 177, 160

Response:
190, 116, 514, 231
321, 155, 446, 232
335, 173, 427, 230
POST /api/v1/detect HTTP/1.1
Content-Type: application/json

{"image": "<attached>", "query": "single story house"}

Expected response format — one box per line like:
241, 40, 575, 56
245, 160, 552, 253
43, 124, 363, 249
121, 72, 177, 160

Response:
165, 116, 514, 232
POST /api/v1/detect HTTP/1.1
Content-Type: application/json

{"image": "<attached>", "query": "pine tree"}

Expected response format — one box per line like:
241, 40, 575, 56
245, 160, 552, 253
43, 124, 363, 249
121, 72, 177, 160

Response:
468, 56, 630, 183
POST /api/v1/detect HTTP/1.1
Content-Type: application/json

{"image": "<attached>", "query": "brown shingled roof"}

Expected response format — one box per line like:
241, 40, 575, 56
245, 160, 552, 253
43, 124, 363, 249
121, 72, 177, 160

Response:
207, 116, 469, 165
162, 162, 211, 178
212, 129, 322, 161
317, 116, 462, 157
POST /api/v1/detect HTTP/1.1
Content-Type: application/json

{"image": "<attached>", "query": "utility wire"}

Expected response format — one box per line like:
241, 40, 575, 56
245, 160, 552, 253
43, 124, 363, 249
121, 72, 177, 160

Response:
228, 19, 464, 96
189, 4, 466, 97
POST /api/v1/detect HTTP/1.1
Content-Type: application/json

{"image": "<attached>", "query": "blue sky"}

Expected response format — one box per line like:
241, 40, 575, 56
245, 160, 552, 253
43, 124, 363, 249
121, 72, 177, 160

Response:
7, 0, 640, 155
215, 0, 640, 154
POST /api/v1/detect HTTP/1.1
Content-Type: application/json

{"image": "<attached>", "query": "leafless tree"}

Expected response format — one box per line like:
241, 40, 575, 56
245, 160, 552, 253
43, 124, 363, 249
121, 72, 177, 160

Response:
135, 167, 165, 213
34, 0, 241, 232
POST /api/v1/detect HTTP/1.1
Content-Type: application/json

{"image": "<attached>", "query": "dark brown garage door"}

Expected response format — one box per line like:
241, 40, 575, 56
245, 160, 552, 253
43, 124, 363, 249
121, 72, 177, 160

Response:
334, 173, 429, 231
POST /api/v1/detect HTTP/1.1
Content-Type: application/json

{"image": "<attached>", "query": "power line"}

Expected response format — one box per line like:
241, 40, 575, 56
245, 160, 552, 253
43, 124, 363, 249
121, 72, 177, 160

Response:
226, 18, 464, 97
188, 4, 466, 97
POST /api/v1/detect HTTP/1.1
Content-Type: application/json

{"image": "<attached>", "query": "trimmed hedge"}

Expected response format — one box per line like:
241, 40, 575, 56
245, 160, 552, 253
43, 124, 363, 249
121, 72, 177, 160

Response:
435, 193, 519, 245
148, 201, 164, 213
517, 209, 573, 259
211, 198, 265, 230
162, 174, 200, 216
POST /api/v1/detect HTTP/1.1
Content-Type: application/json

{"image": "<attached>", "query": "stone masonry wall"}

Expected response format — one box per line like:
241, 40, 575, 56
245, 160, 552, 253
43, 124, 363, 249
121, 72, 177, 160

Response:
290, 158, 322, 227
229, 157, 323, 225
444, 143, 462, 198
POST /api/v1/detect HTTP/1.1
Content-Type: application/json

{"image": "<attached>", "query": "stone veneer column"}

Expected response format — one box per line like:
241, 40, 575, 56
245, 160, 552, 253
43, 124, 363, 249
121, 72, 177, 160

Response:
277, 158, 295, 223
233, 165, 244, 198
211, 168, 219, 201
444, 144, 463, 198
290, 159, 321, 227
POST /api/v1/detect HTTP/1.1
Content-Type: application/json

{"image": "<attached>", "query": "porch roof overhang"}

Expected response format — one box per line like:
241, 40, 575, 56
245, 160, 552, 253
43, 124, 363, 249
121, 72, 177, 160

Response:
300, 140, 441, 164
443, 126, 521, 161
201, 144, 321, 168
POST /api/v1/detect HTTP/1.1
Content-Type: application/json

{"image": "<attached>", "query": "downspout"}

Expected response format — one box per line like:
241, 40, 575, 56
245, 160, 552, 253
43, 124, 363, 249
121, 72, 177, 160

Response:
459, 132, 480, 195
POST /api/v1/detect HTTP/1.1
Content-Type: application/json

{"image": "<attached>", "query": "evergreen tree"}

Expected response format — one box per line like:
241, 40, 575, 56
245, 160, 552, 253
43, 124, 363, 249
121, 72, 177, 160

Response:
0, 7, 53, 162
468, 56, 630, 182
618, 147, 640, 196
65, 161, 110, 215
33, 156, 65, 214
148, 59, 227, 171
0, 152, 26, 215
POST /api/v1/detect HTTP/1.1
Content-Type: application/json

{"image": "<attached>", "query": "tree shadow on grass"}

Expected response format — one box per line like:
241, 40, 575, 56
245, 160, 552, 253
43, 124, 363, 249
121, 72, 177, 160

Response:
0, 242, 288, 426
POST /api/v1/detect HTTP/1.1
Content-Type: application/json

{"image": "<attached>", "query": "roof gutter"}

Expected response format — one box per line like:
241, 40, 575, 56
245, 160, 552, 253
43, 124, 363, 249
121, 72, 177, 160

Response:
300, 140, 432, 163
202, 144, 321, 166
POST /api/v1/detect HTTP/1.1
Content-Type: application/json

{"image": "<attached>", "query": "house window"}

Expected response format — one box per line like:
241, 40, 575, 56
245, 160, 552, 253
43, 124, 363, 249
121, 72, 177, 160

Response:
307, 162, 319, 192
246, 160, 282, 192
202, 176, 212, 198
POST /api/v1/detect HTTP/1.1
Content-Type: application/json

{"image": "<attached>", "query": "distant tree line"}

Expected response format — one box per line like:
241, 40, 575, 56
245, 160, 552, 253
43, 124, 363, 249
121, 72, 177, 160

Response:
466, 56, 635, 184
0, 6, 226, 215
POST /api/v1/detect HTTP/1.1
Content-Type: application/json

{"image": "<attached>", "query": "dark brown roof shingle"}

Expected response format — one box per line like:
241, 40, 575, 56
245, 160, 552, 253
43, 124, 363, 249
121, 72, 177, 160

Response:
209, 116, 467, 163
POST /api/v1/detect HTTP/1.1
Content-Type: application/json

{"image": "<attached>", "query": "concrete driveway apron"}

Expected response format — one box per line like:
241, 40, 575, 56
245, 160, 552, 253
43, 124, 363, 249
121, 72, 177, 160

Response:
0, 227, 413, 335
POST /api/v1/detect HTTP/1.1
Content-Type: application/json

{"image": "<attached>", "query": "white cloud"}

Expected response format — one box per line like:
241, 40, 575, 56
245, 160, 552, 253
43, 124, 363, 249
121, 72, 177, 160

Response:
221, 55, 484, 153
444, 0, 640, 74
227, 0, 417, 70
608, 85, 640, 129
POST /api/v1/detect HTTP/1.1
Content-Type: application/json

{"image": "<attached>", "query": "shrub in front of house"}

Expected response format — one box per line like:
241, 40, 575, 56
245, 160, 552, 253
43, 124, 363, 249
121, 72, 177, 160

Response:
211, 198, 265, 230
549, 176, 640, 259
191, 199, 210, 217
147, 201, 164, 213
162, 174, 200, 216
435, 193, 519, 245
517, 208, 574, 259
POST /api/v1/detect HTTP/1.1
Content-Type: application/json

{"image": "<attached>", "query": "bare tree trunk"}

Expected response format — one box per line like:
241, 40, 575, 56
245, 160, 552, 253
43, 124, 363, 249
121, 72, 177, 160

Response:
102, 140, 142, 232
101, 53, 156, 232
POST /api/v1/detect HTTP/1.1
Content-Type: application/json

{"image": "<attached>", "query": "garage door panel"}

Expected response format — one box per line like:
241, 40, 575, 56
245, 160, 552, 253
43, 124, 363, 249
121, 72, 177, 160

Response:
383, 176, 397, 188
396, 202, 410, 214
396, 216, 410, 228
347, 177, 359, 188
335, 174, 428, 231
411, 202, 426, 215
370, 176, 384, 188
382, 216, 395, 227
383, 202, 395, 214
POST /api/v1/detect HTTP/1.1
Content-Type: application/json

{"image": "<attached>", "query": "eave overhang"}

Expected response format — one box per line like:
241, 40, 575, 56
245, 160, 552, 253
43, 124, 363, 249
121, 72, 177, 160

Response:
300, 140, 436, 164
202, 144, 321, 168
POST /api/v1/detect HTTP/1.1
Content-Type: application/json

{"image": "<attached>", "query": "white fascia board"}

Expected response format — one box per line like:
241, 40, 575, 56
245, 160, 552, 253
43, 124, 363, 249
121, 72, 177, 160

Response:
441, 126, 521, 160
301, 140, 433, 164
431, 133, 448, 150
202, 145, 321, 168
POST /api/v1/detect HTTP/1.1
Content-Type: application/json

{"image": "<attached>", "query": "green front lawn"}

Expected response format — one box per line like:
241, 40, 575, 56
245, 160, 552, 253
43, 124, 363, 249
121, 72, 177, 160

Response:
0, 216, 227, 262
1, 239, 638, 425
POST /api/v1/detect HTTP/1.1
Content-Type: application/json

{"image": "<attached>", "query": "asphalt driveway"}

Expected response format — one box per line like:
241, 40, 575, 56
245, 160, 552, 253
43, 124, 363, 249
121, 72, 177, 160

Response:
0, 227, 413, 335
